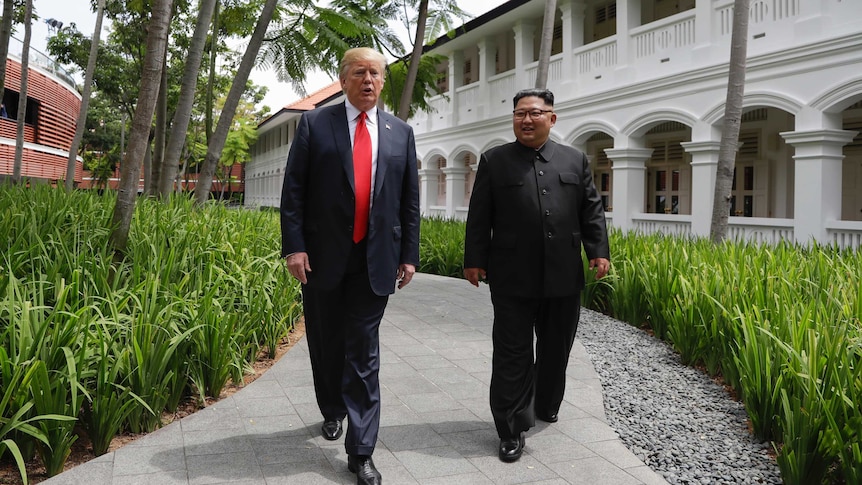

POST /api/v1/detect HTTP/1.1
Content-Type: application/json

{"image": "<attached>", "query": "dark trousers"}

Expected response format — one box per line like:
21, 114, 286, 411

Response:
301, 240, 388, 456
489, 291, 581, 439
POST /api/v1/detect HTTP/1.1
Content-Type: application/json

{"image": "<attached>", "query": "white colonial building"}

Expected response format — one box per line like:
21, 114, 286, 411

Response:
249, 0, 862, 248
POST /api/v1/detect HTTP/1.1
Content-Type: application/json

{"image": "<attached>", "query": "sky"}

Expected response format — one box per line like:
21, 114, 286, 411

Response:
28, 0, 509, 113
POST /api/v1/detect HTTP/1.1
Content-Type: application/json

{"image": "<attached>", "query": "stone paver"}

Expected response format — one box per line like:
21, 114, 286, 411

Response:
42, 273, 668, 485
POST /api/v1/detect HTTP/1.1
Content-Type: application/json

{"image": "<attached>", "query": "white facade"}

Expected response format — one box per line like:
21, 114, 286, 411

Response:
249, 0, 862, 248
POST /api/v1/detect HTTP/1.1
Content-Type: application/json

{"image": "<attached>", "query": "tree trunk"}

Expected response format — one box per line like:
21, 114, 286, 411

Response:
65, 0, 106, 190
158, 0, 218, 197
535, 0, 557, 89
0, 0, 15, 103
12, 0, 32, 185
194, 0, 278, 205
397, 0, 429, 121
149, 52, 168, 196
205, 1, 219, 145
109, 0, 173, 254
710, 0, 750, 244
142, 135, 153, 194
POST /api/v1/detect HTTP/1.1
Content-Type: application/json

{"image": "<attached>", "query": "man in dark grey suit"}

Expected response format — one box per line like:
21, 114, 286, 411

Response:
280, 47, 420, 485
464, 88, 610, 463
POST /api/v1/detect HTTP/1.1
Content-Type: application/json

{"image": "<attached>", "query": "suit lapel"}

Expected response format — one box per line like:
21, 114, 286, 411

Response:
330, 103, 355, 192
374, 111, 391, 201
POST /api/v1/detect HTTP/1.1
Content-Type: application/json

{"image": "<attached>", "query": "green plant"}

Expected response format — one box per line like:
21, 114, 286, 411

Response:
82, 321, 151, 456
419, 217, 466, 277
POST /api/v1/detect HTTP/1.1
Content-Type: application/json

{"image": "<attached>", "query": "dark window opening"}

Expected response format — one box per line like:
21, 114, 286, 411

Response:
2, 90, 39, 125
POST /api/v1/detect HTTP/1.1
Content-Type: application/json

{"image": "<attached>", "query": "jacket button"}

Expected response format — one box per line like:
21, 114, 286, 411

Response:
538, 170, 544, 176
545, 210, 550, 216
542, 189, 548, 195
547, 231, 553, 238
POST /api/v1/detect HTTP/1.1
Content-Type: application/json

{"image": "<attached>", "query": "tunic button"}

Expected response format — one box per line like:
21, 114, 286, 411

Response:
547, 231, 553, 238
545, 210, 550, 216
538, 170, 544, 176
542, 189, 548, 195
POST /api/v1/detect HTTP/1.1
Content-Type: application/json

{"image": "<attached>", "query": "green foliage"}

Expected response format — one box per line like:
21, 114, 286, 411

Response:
414, 216, 861, 484
0, 185, 301, 481
382, 54, 446, 118
4, 185, 860, 483
418, 217, 465, 277
597, 232, 861, 484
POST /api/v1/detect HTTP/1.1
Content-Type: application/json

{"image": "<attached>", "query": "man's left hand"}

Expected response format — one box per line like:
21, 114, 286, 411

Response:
397, 264, 416, 289
589, 258, 610, 279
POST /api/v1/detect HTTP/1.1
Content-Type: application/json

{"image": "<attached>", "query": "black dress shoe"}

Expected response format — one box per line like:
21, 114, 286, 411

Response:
537, 411, 558, 423
348, 455, 382, 485
498, 432, 525, 462
321, 420, 342, 440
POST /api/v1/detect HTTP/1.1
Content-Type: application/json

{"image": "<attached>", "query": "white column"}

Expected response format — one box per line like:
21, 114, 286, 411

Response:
681, 141, 721, 238
513, 21, 536, 90
443, 166, 470, 218
448, 51, 463, 125
793, 0, 829, 42
477, 38, 496, 118
605, 147, 653, 232
566, 1, 587, 49
615, 0, 641, 82
418, 168, 441, 216
781, 129, 857, 244
692, 0, 713, 57
558, 0, 575, 82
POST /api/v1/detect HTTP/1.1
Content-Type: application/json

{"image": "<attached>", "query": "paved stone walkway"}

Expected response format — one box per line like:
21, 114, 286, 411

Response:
43, 273, 668, 485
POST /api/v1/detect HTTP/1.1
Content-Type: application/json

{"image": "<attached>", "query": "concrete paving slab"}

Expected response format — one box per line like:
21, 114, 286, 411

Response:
40, 273, 668, 485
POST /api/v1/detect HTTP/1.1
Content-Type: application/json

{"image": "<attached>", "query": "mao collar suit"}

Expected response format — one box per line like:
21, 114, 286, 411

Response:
464, 139, 610, 440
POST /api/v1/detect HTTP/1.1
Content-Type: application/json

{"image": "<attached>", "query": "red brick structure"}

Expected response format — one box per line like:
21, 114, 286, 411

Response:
0, 52, 82, 185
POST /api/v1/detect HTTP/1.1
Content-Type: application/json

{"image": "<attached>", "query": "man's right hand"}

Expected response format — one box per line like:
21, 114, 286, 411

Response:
286, 252, 311, 284
464, 267, 486, 287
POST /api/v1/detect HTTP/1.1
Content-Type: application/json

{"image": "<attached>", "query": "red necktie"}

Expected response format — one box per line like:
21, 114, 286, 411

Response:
353, 112, 372, 243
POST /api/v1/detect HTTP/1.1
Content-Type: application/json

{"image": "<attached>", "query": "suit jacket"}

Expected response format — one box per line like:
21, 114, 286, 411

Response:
464, 140, 609, 298
280, 102, 420, 296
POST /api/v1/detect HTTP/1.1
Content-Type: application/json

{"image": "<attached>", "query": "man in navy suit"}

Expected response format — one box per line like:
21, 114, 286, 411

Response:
464, 88, 610, 463
280, 47, 420, 485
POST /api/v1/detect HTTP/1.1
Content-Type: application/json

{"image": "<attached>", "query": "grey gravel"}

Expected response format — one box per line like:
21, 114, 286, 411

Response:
578, 308, 783, 484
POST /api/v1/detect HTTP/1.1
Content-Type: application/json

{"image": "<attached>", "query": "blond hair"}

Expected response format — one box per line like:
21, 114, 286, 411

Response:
339, 47, 387, 79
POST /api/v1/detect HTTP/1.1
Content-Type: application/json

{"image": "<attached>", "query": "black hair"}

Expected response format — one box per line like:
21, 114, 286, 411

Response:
513, 89, 554, 108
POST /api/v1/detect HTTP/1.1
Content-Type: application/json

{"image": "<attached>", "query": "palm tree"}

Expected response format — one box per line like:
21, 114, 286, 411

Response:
0, 0, 15, 104
534, 0, 557, 89
109, 0, 173, 253
158, 0, 217, 198
710, 0, 750, 243
397, 0, 467, 120
65, 0, 106, 191
397, 0, 428, 121
11, 0, 31, 185
194, 0, 279, 205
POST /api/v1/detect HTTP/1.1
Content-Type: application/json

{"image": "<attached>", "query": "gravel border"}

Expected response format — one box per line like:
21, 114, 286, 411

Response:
578, 308, 783, 484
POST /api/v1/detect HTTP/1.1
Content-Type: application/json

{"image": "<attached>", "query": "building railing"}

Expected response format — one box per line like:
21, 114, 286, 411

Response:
632, 214, 693, 237
575, 37, 618, 77
627, 215, 862, 250
631, 10, 696, 59
726, 217, 795, 245
7, 36, 77, 90
826, 220, 862, 250
489, 71, 515, 101
525, 54, 564, 87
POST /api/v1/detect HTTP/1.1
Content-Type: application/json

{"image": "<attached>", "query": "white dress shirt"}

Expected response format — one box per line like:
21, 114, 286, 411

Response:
345, 101, 379, 208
